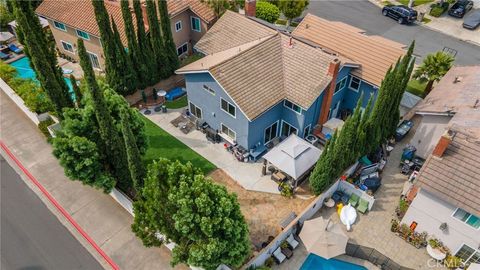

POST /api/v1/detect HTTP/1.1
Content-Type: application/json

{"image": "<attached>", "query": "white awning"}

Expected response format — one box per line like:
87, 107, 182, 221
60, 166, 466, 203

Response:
263, 134, 322, 180
0, 32, 13, 43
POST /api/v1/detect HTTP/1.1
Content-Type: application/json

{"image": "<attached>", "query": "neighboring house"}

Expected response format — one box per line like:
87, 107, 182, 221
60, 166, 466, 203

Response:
402, 66, 480, 265
35, 0, 215, 71
176, 10, 405, 150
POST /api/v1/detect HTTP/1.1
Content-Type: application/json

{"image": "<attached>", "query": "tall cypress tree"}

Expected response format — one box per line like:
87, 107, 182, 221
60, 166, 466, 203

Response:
356, 95, 373, 157
111, 17, 136, 94
309, 131, 337, 195
120, 108, 146, 193
70, 74, 82, 107
133, 0, 155, 86
145, 0, 166, 79
158, 0, 179, 75
12, 0, 73, 118
121, 0, 143, 89
77, 38, 132, 192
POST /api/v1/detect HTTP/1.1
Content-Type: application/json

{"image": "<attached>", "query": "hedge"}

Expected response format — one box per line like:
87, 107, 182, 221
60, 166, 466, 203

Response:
256, 1, 280, 23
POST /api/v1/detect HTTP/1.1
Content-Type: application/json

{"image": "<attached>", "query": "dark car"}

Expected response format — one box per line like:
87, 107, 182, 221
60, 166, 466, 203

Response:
395, 120, 414, 141
448, 0, 474, 18
382, 5, 418, 24
463, 9, 480, 29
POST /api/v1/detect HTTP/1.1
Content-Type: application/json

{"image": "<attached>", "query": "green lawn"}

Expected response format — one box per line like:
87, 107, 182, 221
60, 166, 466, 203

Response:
406, 79, 427, 97
142, 116, 216, 174
397, 0, 433, 6
165, 95, 188, 109
180, 53, 203, 68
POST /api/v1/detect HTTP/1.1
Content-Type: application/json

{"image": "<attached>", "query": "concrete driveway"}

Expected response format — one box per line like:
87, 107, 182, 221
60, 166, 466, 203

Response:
424, 9, 480, 46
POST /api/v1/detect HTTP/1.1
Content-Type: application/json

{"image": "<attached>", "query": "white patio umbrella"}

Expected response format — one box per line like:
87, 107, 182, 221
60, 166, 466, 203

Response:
299, 217, 349, 259
0, 32, 14, 43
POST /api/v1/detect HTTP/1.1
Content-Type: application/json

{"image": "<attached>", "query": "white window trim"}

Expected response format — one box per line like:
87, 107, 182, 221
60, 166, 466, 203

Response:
53, 21, 67, 32
60, 40, 75, 54
220, 123, 236, 142
76, 29, 90, 41
303, 124, 311, 138
264, 120, 279, 145
86, 51, 101, 70
176, 42, 188, 56
334, 76, 348, 95
454, 243, 480, 264
280, 120, 298, 137
283, 100, 303, 115
188, 101, 203, 119
175, 20, 182, 32
451, 208, 480, 230
220, 98, 236, 119
190, 16, 201, 32
202, 84, 215, 96
348, 76, 361, 92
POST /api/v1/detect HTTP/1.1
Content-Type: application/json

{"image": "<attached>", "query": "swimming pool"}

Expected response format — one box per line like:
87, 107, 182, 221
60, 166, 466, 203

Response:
9, 56, 74, 91
300, 254, 367, 270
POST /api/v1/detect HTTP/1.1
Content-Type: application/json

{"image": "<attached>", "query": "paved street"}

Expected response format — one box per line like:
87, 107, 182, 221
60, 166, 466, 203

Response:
0, 157, 103, 270
306, 0, 480, 65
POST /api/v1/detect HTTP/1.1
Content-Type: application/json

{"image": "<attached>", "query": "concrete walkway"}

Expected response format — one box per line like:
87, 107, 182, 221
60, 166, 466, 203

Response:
0, 90, 187, 270
146, 111, 281, 194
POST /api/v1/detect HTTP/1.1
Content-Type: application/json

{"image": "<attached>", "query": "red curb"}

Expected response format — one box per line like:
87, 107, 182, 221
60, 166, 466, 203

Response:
1, 141, 120, 270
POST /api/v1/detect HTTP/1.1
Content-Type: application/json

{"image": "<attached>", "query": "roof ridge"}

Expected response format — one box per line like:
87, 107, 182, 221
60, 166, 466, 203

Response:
278, 33, 289, 103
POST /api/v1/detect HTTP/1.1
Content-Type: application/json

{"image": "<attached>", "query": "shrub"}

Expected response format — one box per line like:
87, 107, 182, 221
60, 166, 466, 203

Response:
264, 257, 274, 267
444, 255, 463, 269
279, 182, 293, 198
256, 1, 280, 23
38, 117, 55, 138
429, 2, 449, 17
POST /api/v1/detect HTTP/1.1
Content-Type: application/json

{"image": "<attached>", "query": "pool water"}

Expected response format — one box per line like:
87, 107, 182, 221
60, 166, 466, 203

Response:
300, 254, 367, 270
9, 56, 74, 92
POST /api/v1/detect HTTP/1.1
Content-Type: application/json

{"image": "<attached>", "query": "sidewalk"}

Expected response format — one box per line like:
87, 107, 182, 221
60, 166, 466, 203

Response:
0, 90, 187, 270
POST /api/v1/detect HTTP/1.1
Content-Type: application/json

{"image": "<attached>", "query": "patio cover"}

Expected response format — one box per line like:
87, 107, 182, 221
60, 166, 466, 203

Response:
263, 134, 321, 180
299, 217, 349, 259
0, 32, 14, 43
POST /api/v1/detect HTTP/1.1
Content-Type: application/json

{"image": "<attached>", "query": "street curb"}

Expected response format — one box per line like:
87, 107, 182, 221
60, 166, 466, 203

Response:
0, 141, 120, 270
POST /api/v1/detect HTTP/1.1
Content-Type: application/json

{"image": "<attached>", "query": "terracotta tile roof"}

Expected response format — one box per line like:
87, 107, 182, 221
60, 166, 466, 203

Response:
179, 11, 336, 120
167, 0, 215, 23
292, 13, 406, 86
417, 131, 480, 216
36, 0, 131, 44
412, 66, 480, 138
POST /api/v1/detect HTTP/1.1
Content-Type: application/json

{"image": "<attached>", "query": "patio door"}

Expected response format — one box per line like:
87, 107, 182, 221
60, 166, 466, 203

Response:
189, 101, 202, 119
281, 121, 298, 138
330, 101, 340, 120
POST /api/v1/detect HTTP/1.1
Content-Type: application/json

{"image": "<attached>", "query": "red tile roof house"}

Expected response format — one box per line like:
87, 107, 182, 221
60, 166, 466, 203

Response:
35, 0, 216, 71
401, 66, 480, 264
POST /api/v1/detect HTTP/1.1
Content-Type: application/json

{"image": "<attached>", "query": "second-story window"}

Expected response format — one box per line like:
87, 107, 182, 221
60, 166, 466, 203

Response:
61, 41, 74, 53
191, 17, 201, 32
221, 98, 236, 117
453, 208, 480, 229
175, 21, 182, 32
203, 85, 215, 95
334, 76, 347, 93
177, 43, 188, 56
54, 21, 66, 31
284, 100, 302, 114
76, 30, 90, 40
349, 76, 361, 92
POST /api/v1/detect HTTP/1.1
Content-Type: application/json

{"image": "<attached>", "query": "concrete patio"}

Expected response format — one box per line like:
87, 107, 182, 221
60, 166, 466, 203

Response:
146, 110, 283, 194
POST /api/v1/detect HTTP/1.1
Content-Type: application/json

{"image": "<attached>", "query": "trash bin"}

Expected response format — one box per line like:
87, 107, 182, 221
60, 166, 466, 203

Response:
162, 105, 167, 113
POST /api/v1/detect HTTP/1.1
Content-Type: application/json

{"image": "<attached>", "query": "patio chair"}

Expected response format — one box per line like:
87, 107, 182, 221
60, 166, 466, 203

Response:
348, 193, 360, 207
357, 198, 369, 214
341, 193, 350, 205
8, 43, 22, 54
273, 247, 286, 264
286, 233, 299, 249
0, 51, 10, 60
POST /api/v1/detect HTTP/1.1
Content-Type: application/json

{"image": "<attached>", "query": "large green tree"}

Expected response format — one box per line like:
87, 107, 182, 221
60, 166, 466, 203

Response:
77, 38, 132, 192
309, 131, 337, 194
111, 17, 136, 94
413, 51, 454, 97
133, 0, 156, 86
132, 159, 251, 270
158, 0, 179, 75
12, 0, 73, 117
70, 75, 82, 106
278, 0, 309, 26
256, 1, 280, 23
145, 0, 166, 79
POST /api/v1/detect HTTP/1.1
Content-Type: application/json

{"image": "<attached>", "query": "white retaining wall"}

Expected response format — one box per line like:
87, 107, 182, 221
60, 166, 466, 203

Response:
338, 181, 375, 211
1, 78, 42, 125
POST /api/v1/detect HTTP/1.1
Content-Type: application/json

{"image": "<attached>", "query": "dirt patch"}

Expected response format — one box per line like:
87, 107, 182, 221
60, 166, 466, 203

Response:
208, 169, 314, 250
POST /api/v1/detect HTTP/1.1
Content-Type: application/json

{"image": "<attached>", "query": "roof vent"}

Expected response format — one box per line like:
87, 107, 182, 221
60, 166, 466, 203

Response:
474, 99, 479, 109
305, 23, 309, 29
453, 76, 462, 83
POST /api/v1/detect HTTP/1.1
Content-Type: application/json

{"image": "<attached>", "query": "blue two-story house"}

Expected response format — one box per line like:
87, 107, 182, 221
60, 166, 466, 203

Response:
176, 10, 405, 151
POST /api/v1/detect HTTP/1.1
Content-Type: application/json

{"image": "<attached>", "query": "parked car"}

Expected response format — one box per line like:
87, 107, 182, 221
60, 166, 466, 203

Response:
448, 0, 474, 18
382, 5, 418, 24
395, 120, 414, 141
463, 9, 480, 29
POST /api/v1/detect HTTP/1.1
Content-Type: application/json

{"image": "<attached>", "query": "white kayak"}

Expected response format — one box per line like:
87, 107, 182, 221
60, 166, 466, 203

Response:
340, 203, 357, 231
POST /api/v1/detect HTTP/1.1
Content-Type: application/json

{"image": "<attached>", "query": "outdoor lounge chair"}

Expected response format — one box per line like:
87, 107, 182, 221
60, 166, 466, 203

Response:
348, 193, 360, 207
0, 51, 10, 60
8, 43, 22, 54
286, 233, 299, 249
273, 247, 286, 264
357, 198, 369, 214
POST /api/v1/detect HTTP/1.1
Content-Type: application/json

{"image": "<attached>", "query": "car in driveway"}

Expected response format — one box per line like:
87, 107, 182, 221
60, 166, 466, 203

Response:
382, 5, 418, 24
463, 9, 480, 29
448, 0, 474, 18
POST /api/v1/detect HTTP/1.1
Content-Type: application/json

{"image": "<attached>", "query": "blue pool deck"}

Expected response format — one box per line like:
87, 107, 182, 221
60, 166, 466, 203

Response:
300, 254, 368, 270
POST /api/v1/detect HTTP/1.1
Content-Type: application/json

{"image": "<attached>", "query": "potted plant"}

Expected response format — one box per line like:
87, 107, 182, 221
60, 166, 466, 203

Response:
398, 223, 412, 240
444, 255, 463, 269
279, 182, 293, 198
390, 219, 399, 232
264, 257, 274, 268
